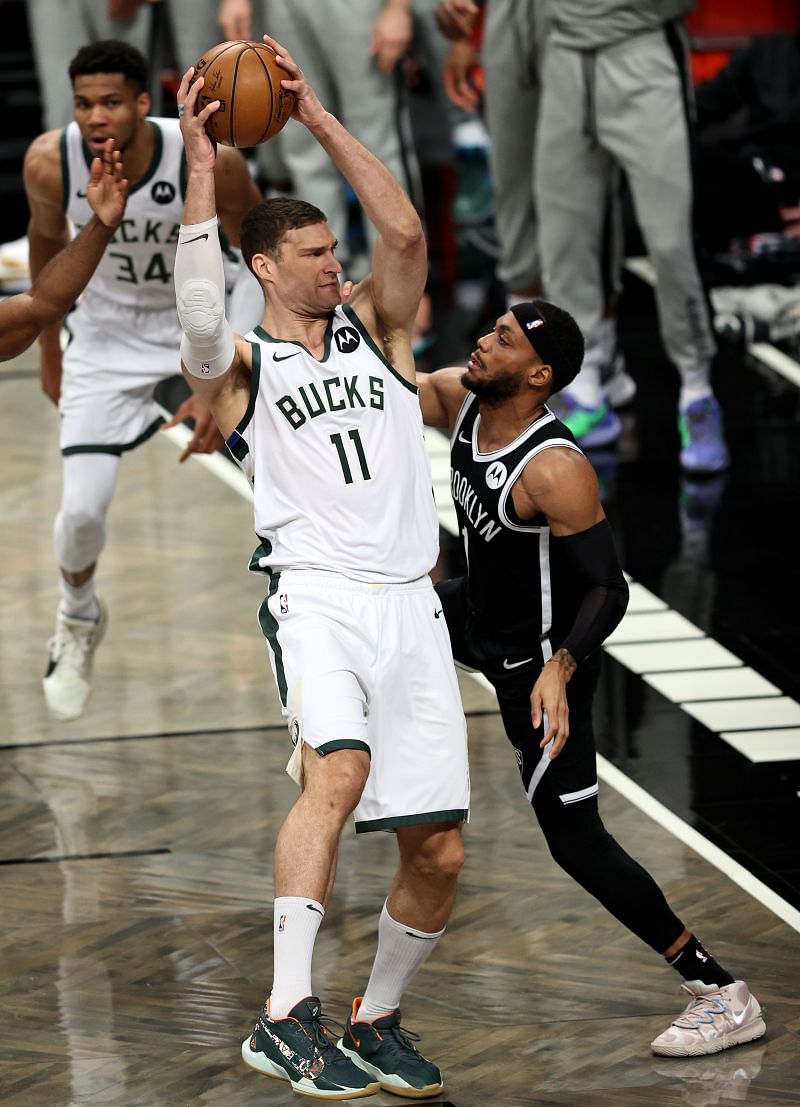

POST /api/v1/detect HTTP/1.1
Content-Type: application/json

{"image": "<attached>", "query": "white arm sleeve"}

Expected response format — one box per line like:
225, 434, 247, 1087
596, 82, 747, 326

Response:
174, 216, 236, 378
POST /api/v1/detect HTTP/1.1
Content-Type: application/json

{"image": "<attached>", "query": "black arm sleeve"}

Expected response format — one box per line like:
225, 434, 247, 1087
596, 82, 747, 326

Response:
549, 519, 629, 664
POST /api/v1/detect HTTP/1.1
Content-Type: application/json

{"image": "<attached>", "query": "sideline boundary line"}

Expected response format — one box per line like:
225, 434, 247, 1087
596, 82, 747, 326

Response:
158, 405, 800, 934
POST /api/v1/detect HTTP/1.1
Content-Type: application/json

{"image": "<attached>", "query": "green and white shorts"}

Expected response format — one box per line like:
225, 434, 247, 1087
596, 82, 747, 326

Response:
259, 568, 470, 833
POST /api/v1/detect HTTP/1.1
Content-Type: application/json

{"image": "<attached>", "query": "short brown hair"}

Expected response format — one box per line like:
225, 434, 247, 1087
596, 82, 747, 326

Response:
240, 197, 328, 273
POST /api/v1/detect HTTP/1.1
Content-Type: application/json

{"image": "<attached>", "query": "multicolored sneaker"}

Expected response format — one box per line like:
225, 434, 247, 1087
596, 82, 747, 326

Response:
242, 996, 379, 1099
678, 396, 730, 474
651, 980, 766, 1058
556, 392, 622, 448
43, 599, 108, 720
338, 998, 444, 1099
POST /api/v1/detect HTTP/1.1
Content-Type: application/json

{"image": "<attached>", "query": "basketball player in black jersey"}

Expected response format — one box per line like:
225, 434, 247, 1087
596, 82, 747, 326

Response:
416, 299, 766, 1058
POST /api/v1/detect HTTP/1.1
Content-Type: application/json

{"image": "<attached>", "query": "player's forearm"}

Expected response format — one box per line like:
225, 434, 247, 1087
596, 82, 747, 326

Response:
30, 216, 114, 328
307, 112, 423, 249
182, 166, 218, 227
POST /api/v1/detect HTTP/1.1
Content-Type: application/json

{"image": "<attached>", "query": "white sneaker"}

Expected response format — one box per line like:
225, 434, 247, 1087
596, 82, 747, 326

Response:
43, 600, 108, 721
651, 981, 765, 1058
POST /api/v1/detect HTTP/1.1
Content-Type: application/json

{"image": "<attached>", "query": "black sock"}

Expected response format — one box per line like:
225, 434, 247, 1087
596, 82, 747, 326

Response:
667, 934, 735, 987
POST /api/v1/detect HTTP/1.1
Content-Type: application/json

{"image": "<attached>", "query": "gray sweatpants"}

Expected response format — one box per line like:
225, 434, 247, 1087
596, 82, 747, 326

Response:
264, 0, 419, 265
27, 0, 152, 131
535, 28, 716, 392
483, 0, 543, 294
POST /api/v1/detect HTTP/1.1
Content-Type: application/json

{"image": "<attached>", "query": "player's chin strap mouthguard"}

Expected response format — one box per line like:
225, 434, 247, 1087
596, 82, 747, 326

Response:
175, 216, 236, 378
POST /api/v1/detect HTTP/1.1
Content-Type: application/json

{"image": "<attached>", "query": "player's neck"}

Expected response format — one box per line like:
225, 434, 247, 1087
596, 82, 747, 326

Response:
118, 120, 156, 187
263, 303, 333, 357
477, 397, 546, 452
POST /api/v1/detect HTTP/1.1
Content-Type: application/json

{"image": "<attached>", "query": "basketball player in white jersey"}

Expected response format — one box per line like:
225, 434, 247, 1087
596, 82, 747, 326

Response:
174, 36, 469, 1101
23, 40, 261, 721
1, 141, 126, 361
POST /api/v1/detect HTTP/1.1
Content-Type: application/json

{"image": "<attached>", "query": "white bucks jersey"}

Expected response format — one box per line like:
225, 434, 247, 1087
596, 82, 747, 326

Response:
228, 305, 439, 583
61, 118, 185, 317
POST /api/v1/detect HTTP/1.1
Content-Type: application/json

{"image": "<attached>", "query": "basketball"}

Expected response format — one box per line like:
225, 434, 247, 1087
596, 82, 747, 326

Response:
192, 40, 295, 148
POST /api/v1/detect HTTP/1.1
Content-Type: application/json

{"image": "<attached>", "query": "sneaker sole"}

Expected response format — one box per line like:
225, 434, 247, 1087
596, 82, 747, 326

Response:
651, 1016, 766, 1058
241, 1037, 379, 1100
338, 1041, 443, 1099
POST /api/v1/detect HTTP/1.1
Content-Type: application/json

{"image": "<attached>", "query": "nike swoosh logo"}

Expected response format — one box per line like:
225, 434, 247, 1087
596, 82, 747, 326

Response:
457, 432, 471, 445
434, 609, 443, 619
76, 190, 87, 199
273, 351, 299, 362
503, 657, 533, 669
180, 233, 209, 244
306, 904, 323, 915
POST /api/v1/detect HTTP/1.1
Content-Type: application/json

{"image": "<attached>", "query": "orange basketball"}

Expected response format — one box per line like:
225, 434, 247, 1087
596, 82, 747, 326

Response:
192, 40, 295, 148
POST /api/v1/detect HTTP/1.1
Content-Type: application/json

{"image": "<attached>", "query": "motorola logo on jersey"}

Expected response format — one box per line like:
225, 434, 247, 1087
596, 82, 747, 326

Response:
334, 326, 361, 354
485, 461, 507, 489
151, 180, 176, 205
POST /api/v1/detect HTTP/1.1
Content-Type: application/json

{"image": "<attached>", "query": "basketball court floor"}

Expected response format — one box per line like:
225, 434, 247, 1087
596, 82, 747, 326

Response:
1, 273, 799, 1105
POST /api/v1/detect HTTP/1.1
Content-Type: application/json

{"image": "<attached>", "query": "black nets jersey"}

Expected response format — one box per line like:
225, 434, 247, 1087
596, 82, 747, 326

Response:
449, 393, 586, 662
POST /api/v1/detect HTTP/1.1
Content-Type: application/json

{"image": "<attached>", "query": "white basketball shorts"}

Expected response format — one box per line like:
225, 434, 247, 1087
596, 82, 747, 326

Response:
60, 303, 181, 455
258, 569, 470, 833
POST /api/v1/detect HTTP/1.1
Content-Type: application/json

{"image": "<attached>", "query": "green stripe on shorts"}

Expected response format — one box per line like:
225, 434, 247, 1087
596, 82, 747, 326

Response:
354, 809, 468, 834
258, 573, 287, 706
62, 416, 164, 456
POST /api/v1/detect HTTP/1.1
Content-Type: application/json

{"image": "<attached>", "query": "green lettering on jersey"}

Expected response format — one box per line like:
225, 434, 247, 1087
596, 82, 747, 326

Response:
323, 376, 346, 412
299, 383, 326, 418
118, 219, 138, 244
276, 395, 306, 429
344, 376, 365, 407
144, 219, 163, 243
369, 376, 384, 410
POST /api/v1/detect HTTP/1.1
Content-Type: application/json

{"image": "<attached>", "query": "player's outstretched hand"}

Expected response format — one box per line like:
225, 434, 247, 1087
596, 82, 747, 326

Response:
162, 393, 225, 462
177, 67, 219, 170
530, 662, 571, 760
262, 34, 327, 130
86, 139, 128, 229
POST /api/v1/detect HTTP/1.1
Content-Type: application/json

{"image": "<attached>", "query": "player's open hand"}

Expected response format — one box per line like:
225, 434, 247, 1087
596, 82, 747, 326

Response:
262, 35, 327, 130
530, 663, 571, 760
86, 139, 128, 229
177, 67, 219, 170
162, 393, 225, 462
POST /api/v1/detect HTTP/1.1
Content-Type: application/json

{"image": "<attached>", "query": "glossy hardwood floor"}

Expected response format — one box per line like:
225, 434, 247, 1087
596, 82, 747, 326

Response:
1, 352, 798, 1106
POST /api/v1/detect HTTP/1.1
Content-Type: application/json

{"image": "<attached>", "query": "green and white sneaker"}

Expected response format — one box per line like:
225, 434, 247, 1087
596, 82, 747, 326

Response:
242, 996, 379, 1099
338, 998, 444, 1099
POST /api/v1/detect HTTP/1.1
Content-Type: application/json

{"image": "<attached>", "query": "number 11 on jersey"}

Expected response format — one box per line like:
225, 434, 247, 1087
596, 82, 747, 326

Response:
330, 429, 372, 485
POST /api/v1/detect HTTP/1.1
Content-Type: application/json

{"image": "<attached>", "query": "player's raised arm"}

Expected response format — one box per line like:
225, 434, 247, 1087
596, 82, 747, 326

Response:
416, 366, 468, 431
174, 68, 250, 436
264, 33, 426, 381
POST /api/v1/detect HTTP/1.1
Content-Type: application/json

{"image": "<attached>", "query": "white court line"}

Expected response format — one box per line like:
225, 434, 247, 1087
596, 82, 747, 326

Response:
159, 405, 800, 934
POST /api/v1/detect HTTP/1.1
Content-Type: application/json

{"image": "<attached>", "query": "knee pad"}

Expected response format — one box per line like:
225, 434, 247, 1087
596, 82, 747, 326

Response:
54, 505, 106, 572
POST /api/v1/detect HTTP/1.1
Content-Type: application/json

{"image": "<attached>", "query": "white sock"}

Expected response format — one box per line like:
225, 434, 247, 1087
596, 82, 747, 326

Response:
356, 903, 445, 1023
269, 896, 325, 1019
58, 576, 99, 621
679, 382, 713, 409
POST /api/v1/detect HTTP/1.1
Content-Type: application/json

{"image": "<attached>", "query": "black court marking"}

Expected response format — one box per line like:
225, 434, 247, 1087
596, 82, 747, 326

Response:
0, 369, 38, 382
0, 711, 501, 754
0, 722, 287, 753
0, 847, 171, 866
